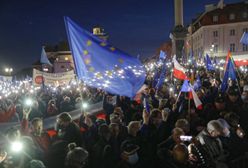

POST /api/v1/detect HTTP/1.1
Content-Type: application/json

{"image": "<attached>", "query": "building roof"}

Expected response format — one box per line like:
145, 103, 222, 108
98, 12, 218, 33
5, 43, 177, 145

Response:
191, 1, 248, 33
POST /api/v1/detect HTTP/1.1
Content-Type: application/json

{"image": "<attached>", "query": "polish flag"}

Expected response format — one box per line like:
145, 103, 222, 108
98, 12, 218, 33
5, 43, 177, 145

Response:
190, 87, 203, 110
173, 57, 188, 80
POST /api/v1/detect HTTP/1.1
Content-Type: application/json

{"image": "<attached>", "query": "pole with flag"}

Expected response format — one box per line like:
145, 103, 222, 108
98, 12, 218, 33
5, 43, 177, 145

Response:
220, 58, 237, 92
205, 54, 215, 71
40, 46, 52, 89
173, 56, 188, 80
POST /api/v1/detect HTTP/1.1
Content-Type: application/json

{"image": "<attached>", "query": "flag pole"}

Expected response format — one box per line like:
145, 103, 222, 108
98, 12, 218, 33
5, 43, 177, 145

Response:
175, 91, 182, 105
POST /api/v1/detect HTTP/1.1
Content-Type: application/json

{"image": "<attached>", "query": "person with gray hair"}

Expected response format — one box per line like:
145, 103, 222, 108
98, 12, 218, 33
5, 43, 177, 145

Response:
197, 120, 228, 168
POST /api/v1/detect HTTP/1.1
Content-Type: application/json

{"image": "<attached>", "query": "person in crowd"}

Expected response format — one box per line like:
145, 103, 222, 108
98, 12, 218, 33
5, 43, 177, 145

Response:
218, 118, 248, 162
226, 86, 243, 116
59, 96, 74, 113
30, 118, 52, 157
140, 109, 170, 167
158, 127, 185, 152
202, 93, 227, 121
175, 119, 190, 135
0, 99, 17, 123
65, 143, 89, 168
46, 99, 58, 117
117, 140, 141, 168
196, 120, 228, 168
55, 112, 82, 146
91, 124, 115, 168
110, 110, 128, 143
158, 143, 193, 168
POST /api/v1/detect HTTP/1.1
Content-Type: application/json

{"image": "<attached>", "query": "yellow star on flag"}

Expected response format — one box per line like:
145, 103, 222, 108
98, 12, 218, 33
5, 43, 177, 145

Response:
84, 58, 91, 65
89, 67, 95, 72
106, 71, 113, 77
96, 72, 103, 79
83, 50, 89, 55
86, 40, 92, 46
118, 58, 124, 64
110, 47, 115, 51
100, 42, 107, 47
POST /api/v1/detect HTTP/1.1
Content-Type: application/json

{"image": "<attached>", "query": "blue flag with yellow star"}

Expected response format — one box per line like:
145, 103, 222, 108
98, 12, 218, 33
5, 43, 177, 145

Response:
64, 17, 146, 98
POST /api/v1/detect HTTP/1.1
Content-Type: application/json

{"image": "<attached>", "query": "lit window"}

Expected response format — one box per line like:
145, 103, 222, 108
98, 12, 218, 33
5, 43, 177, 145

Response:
65, 57, 68, 61
229, 13, 235, 20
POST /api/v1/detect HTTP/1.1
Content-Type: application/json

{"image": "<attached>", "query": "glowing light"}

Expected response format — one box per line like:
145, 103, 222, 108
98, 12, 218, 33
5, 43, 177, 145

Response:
25, 98, 33, 106
11, 141, 23, 153
82, 102, 88, 109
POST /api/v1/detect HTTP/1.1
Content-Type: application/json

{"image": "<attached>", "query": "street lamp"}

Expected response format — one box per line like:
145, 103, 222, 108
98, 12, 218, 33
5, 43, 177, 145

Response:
4, 67, 13, 75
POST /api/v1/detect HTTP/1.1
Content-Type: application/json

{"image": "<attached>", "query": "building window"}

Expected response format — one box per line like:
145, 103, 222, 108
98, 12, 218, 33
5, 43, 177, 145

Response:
243, 12, 248, 19
243, 44, 248, 51
61, 65, 65, 69
230, 43, 236, 52
214, 45, 218, 53
229, 13, 236, 20
213, 15, 218, 23
213, 31, 218, 37
230, 29, 235, 36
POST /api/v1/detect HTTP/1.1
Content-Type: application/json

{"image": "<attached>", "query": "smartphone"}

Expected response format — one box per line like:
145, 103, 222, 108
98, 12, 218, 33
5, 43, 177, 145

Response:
180, 135, 193, 141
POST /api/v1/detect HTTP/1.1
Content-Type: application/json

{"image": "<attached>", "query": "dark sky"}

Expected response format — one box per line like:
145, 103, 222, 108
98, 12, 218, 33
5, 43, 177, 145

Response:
0, 0, 242, 72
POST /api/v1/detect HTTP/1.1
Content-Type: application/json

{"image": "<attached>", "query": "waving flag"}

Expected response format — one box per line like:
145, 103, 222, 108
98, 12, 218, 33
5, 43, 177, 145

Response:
181, 80, 191, 92
64, 17, 146, 98
191, 87, 203, 110
40, 46, 52, 66
173, 57, 188, 80
159, 50, 166, 60
156, 63, 167, 89
180, 80, 202, 109
193, 75, 201, 91
221, 58, 237, 92
240, 32, 248, 45
205, 54, 215, 71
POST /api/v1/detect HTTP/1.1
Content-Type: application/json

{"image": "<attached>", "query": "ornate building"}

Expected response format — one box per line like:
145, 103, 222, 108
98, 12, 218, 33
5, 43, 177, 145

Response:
187, 1, 248, 60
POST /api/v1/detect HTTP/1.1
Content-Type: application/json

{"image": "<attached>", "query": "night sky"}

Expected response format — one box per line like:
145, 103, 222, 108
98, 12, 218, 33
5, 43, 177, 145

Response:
0, 0, 242, 72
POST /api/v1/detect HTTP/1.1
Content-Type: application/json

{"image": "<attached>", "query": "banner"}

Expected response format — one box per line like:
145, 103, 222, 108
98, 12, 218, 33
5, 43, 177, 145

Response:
0, 76, 12, 82
32, 69, 75, 86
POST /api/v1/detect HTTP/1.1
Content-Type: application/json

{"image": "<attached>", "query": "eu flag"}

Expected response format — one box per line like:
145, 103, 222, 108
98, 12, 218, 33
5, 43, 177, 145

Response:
159, 50, 166, 60
64, 17, 146, 98
205, 54, 215, 71
155, 63, 166, 89
193, 75, 201, 91
220, 59, 237, 92
240, 32, 248, 45
180, 80, 191, 92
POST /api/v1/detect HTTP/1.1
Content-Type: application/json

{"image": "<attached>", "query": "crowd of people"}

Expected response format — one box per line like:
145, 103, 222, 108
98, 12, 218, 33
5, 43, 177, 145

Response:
0, 64, 248, 168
